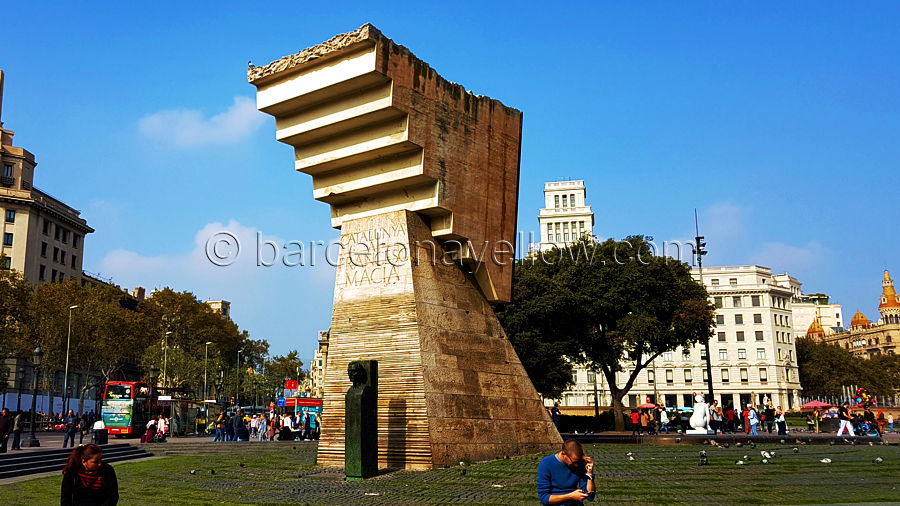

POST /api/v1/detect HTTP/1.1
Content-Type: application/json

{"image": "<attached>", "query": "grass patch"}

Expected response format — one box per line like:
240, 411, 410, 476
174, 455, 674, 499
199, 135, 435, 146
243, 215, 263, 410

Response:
1, 443, 897, 504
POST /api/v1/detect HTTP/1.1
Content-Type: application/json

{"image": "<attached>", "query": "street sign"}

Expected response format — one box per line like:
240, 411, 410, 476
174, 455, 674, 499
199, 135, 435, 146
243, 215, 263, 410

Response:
277, 398, 285, 407
285, 380, 298, 390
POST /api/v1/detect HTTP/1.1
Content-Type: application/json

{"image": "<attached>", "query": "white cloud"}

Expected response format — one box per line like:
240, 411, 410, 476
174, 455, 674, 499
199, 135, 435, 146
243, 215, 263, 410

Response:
137, 96, 265, 148
749, 241, 829, 275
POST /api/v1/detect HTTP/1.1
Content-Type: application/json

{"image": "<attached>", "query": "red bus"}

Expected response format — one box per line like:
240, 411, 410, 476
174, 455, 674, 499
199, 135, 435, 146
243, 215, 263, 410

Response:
101, 381, 152, 437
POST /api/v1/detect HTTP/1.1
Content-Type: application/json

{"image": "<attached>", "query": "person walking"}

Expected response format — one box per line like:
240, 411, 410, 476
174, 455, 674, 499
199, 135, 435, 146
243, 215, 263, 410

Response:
764, 405, 776, 434
11, 410, 24, 450
776, 406, 788, 436
630, 410, 640, 436
550, 402, 561, 429
214, 412, 227, 442
639, 410, 650, 436
876, 410, 886, 435
659, 409, 669, 434
61, 444, 119, 505
888, 413, 894, 433
725, 405, 735, 433
62, 409, 78, 448
747, 405, 759, 436
0, 408, 12, 453
837, 401, 855, 437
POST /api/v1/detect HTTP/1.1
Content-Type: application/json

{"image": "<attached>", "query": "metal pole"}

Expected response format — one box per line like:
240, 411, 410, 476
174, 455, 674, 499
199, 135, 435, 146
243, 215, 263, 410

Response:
236, 350, 242, 408
695, 210, 714, 404
63, 305, 78, 414
16, 367, 24, 412
163, 331, 172, 390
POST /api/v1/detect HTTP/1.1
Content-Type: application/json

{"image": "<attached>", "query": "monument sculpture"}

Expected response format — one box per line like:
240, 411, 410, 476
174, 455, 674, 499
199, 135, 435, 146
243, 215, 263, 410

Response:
345, 360, 378, 480
687, 393, 713, 434
248, 24, 561, 469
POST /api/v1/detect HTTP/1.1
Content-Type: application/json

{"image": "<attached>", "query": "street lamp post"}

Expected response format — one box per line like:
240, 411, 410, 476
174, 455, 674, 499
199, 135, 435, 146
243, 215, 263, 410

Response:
163, 331, 172, 391
63, 304, 79, 414
16, 366, 25, 412
27, 347, 44, 447
236, 350, 242, 408
693, 209, 714, 404
149, 365, 159, 415
204, 342, 213, 418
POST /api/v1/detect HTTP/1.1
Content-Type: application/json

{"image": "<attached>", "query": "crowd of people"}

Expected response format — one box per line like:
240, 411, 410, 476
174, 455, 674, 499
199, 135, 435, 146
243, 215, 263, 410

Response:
211, 408, 320, 442
627, 402, 791, 436
0, 407, 102, 451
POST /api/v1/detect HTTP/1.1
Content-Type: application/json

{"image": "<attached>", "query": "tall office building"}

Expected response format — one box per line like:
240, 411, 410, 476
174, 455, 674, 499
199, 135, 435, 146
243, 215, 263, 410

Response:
536, 180, 594, 252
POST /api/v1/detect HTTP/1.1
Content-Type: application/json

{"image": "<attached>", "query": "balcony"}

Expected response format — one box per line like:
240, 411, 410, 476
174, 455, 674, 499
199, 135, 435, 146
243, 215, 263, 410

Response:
0, 176, 15, 187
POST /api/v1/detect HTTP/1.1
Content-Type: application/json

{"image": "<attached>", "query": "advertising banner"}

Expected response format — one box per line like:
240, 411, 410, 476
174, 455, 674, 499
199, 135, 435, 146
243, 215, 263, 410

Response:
102, 399, 133, 428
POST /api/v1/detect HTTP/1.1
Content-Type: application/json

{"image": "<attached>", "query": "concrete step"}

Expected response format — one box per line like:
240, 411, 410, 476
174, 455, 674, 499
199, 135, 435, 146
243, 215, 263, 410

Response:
0, 444, 152, 480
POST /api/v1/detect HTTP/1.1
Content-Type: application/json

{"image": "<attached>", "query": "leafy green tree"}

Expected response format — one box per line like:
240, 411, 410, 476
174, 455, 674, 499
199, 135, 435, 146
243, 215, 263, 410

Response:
795, 338, 864, 397
496, 237, 715, 430
0, 267, 29, 394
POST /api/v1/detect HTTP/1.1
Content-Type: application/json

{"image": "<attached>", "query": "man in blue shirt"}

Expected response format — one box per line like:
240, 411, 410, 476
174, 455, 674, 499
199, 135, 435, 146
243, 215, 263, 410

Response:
537, 440, 595, 505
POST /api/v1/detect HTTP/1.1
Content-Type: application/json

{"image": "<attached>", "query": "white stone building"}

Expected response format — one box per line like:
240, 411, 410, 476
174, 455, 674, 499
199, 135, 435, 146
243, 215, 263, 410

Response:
790, 293, 843, 337
536, 180, 594, 252
547, 265, 804, 412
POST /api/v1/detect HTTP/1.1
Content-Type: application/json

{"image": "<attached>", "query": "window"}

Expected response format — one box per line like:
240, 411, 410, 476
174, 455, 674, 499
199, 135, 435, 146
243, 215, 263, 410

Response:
788, 350, 792, 361
684, 369, 692, 383
39, 264, 46, 280
778, 349, 782, 360
562, 195, 567, 208
43, 220, 50, 235
717, 332, 726, 342
756, 331, 764, 341
836, 312, 840, 320
546, 224, 552, 241
570, 193, 575, 207
716, 314, 725, 325
736, 331, 745, 342
587, 370, 596, 383
1, 257, 10, 270
714, 297, 723, 309
58, 273, 64, 282
738, 348, 747, 359
700, 348, 707, 359
740, 368, 749, 383
2, 233, 12, 246
751, 295, 761, 306
54, 226, 60, 240
710, 279, 719, 286
571, 370, 578, 383
60, 251, 67, 265
759, 367, 768, 382
753, 313, 762, 324
663, 351, 672, 361
647, 370, 655, 384
4, 210, 14, 223
786, 368, 792, 381
734, 314, 744, 325
61, 229, 69, 243
53, 247, 59, 262
729, 278, 738, 286
579, 221, 584, 230
757, 348, 766, 360
2, 164, 12, 177
666, 369, 674, 384
554, 195, 560, 208
732, 296, 742, 308
51, 269, 57, 282
41, 242, 48, 257
719, 349, 728, 360
702, 368, 709, 383
682, 349, 691, 360
721, 368, 729, 383
71, 255, 77, 268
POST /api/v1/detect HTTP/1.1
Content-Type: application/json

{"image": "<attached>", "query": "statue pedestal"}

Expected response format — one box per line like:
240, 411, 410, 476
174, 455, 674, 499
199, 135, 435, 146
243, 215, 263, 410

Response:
685, 429, 715, 435
317, 210, 561, 470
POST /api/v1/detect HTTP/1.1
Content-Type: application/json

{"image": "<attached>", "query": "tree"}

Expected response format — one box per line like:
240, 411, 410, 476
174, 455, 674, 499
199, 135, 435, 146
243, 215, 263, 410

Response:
0, 267, 29, 395
496, 237, 715, 430
795, 338, 864, 397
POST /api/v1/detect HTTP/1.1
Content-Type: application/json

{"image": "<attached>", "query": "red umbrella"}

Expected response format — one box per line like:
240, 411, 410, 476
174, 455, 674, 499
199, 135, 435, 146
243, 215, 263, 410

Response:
800, 400, 832, 409
637, 403, 657, 409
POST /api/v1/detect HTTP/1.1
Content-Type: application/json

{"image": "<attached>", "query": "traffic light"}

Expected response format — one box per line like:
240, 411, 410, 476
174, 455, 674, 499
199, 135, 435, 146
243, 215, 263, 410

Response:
694, 236, 707, 264
230, 396, 235, 405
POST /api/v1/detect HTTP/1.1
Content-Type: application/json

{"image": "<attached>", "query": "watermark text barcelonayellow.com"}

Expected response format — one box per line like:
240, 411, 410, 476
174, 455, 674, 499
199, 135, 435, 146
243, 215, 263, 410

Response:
204, 231, 701, 268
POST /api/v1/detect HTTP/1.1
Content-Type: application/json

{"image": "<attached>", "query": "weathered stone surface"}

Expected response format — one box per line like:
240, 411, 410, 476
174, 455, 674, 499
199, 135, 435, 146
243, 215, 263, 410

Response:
317, 210, 560, 469
248, 24, 521, 302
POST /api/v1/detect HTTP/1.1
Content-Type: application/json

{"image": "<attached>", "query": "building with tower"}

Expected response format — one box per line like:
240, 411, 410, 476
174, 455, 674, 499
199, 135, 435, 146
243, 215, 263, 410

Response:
536, 180, 594, 252
822, 270, 900, 358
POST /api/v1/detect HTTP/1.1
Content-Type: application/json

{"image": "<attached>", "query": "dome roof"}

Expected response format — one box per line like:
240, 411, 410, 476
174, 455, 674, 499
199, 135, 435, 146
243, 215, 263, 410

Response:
879, 270, 900, 310
806, 318, 825, 338
850, 309, 870, 329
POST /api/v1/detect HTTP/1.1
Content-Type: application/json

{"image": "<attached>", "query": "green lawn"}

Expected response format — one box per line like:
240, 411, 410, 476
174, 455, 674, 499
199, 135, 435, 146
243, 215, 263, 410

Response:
2, 442, 898, 504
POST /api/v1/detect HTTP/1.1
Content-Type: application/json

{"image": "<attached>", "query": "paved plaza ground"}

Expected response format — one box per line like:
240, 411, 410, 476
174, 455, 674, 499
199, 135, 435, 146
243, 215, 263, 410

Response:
1, 438, 898, 504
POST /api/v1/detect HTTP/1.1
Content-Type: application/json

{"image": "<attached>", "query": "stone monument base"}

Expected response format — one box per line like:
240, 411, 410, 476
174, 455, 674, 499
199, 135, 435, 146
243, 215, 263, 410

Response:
686, 429, 715, 435
317, 210, 561, 470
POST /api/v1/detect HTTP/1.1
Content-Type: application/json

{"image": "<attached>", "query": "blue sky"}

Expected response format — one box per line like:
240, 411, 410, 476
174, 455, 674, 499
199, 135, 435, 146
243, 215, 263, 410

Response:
2, 2, 898, 363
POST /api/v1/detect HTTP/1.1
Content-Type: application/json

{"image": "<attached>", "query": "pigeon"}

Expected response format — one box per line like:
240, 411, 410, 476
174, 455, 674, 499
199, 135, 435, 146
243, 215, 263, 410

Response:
829, 440, 835, 446
761, 459, 769, 464
780, 439, 785, 445
736, 442, 743, 448
676, 438, 682, 443
750, 442, 757, 449
874, 457, 883, 464
239, 463, 245, 468
626, 455, 635, 461
792, 447, 799, 453
190, 469, 197, 475
820, 458, 832, 464
743, 455, 749, 460
761, 451, 772, 459
248, 60, 254, 69
210, 469, 216, 475
626, 452, 633, 456
735, 460, 746, 465
869, 442, 874, 446
723, 443, 730, 448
